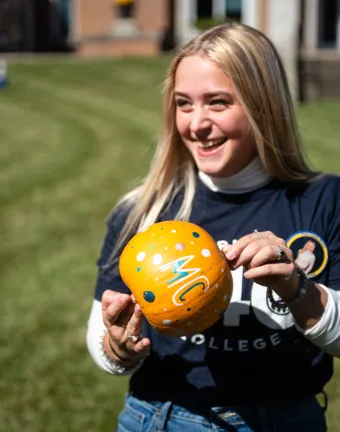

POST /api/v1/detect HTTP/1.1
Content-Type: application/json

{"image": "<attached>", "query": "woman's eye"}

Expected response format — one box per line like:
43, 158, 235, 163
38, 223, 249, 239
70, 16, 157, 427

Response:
175, 99, 191, 108
210, 99, 229, 107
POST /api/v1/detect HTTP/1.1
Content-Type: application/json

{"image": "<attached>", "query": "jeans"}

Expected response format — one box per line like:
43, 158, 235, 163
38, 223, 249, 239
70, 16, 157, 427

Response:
117, 394, 327, 432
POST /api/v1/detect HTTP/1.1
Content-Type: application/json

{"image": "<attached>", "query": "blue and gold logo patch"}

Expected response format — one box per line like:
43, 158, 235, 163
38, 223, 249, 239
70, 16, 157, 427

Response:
286, 231, 328, 279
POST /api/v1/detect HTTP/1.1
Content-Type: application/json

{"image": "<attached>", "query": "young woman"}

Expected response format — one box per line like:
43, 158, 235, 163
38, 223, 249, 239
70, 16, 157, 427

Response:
87, 23, 340, 431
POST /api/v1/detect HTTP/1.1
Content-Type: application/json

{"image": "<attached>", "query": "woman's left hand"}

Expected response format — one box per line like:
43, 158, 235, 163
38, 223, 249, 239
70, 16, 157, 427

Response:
223, 230, 300, 302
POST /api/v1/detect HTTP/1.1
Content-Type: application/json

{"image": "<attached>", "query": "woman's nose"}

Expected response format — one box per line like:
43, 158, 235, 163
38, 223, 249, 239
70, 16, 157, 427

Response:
190, 108, 211, 139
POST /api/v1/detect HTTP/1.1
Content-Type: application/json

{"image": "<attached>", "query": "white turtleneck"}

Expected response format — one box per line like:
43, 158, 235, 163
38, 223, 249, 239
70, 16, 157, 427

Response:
198, 157, 272, 194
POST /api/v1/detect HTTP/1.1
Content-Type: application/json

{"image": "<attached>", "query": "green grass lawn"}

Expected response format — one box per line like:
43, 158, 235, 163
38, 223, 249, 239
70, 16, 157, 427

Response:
1, 56, 340, 431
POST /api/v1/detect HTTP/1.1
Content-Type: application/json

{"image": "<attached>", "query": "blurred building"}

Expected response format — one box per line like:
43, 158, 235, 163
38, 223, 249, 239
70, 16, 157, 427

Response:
69, 0, 170, 56
300, 0, 340, 101
0, 0, 339, 101
241, 0, 340, 102
176, 0, 340, 102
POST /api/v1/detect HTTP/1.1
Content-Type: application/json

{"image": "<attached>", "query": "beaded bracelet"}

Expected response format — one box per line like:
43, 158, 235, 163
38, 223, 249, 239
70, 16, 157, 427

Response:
266, 267, 309, 312
99, 331, 142, 374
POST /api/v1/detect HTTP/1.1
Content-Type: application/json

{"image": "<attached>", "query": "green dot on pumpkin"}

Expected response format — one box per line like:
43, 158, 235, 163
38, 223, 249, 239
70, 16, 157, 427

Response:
143, 291, 155, 303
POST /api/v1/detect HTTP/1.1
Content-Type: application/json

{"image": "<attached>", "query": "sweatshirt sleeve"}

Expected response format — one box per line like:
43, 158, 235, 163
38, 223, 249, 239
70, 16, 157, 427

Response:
295, 176, 340, 357
86, 205, 143, 374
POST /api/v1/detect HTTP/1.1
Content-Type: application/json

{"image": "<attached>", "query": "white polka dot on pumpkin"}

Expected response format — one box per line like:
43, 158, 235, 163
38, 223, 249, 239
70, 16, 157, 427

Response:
136, 252, 146, 262
176, 242, 185, 251
223, 294, 228, 301
201, 249, 211, 257
171, 229, 176, 233
153, 254, 163, 265
215, 284, 219, 289
163, 319, 172, 326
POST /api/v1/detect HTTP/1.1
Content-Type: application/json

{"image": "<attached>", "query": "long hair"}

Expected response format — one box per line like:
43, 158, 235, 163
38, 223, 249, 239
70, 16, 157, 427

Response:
109, 23, 315, 258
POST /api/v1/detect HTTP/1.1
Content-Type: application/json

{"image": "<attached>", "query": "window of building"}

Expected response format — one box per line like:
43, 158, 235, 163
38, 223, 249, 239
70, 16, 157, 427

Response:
318, 0, 339, 48
196, 0, 242, 30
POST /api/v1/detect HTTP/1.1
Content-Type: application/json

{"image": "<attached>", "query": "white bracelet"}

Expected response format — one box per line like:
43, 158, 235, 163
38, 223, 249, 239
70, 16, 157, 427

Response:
99, 331, 143, 375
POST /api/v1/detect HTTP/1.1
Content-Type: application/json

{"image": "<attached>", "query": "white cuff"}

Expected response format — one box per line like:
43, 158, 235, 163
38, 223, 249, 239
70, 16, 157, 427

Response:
86, 299, 145, 375
295, 284, 340, 357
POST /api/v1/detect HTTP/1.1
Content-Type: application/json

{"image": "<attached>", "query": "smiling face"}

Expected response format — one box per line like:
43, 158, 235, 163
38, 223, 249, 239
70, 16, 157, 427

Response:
305, 241, 316, 252
174, 54, 257, 177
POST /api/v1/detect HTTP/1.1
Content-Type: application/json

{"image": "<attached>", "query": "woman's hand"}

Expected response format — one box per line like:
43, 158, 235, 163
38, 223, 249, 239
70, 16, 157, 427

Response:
223, 230, 300, 302
102, 290, 151, 366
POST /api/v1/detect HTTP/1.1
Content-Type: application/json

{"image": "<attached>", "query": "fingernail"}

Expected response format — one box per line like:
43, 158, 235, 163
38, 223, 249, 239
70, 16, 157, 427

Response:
223, 244, 231, 252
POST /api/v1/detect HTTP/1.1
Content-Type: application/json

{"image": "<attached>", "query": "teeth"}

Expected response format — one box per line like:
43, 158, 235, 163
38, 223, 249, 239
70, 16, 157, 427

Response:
197, 138, 226, 148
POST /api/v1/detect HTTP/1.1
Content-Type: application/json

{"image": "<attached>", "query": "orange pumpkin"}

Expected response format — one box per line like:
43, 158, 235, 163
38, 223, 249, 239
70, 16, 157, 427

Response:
119, 220, 233, 337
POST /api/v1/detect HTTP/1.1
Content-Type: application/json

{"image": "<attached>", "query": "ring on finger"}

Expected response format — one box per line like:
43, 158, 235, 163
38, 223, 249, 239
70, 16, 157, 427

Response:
254, 229, 263, 240
277, 245, 286, 261
128, 333, 141, 343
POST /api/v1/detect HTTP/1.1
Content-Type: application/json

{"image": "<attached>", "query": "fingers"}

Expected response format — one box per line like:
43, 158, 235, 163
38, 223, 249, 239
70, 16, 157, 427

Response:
124, 303, 143, 338
107, 328, 150, 362
123, 304, 150, 351
224, 241, 292, 271
244, 261, 296, 280
224, 231, 285, 261
225, 239, 267, 269
102, 290, 132, 329
102, 290, 118, 312
109, 302, 151, 357
125, 339, 151, 356
247, 244, 293, 269
101, 291, 150, 362
222, 232, 297, 289
224, 231, 272, 260
118, 300, 136, 327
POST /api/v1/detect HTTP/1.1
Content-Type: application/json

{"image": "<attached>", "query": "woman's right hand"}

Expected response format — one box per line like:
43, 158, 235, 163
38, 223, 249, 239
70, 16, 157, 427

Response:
101, 290, 151, 366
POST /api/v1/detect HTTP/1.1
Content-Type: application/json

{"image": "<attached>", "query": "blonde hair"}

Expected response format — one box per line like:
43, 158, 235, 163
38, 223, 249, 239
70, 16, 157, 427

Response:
110, 23, 315, 258
298, 240, 316, 254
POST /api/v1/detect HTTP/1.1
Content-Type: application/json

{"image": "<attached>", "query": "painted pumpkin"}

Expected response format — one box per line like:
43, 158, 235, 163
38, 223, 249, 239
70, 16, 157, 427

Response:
119, 220, 233, 337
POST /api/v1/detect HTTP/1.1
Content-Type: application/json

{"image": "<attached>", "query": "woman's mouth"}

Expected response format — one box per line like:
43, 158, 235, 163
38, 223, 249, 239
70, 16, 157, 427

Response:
196, 138, 227, 151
